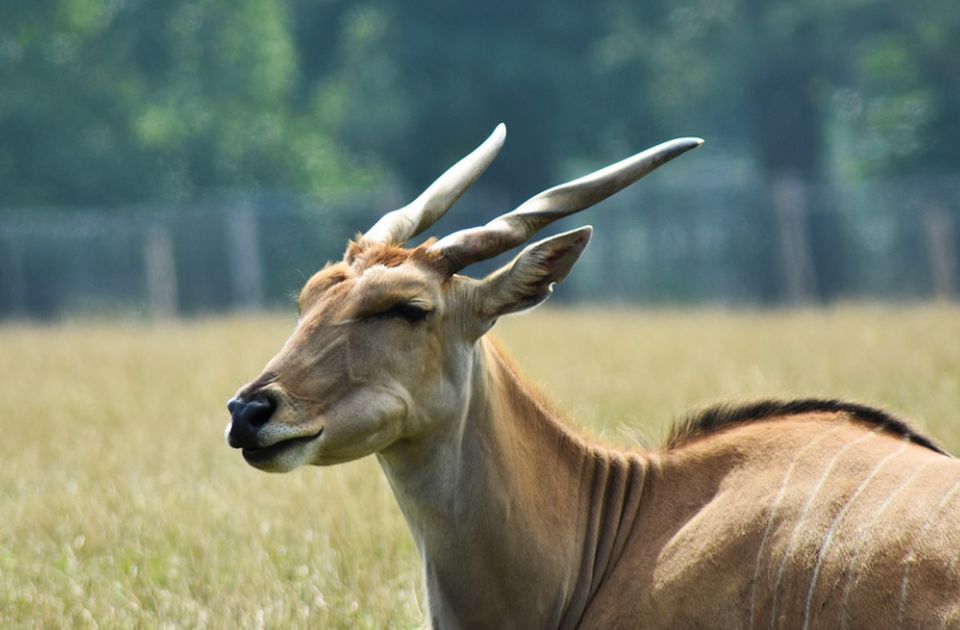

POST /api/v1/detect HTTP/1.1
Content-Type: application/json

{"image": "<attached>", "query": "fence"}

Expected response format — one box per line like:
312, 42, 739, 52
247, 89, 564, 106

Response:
0, 175, 958, 320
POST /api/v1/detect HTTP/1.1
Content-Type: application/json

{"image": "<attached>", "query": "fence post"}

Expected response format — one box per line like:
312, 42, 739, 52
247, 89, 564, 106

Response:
1, 236, 27, 317
772, 173, 818, 304
923, 205, 958, 300
145, 225, 178, 317
226, 206, 263, 311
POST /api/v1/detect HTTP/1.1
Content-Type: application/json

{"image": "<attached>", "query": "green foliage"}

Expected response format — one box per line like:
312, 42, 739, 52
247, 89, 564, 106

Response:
841, 0, 960, 176
0, 0, 379, 207
0, 0, 956, 208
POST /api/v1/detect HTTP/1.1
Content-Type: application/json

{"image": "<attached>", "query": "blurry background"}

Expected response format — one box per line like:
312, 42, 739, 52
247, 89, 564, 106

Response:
2, 0, 958, 318
3, 3, 960, 627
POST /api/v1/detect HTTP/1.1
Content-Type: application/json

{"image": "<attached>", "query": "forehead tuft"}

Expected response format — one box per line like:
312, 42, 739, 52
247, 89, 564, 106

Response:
299, 263, 351, 311
299, 240, 447, 312
345, 238, 446, 271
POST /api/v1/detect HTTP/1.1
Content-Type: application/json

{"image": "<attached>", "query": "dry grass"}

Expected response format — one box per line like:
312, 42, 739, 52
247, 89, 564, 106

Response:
2, 306, 958, 628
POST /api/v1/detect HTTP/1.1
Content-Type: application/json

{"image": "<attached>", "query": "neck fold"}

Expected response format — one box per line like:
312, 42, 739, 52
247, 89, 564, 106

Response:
378, 337, 649, 629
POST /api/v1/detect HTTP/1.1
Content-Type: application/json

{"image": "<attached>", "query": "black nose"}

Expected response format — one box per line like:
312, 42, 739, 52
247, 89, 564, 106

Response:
227, 394, 277, 447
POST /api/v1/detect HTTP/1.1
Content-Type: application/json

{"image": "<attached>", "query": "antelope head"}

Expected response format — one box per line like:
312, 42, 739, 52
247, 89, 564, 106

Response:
226, 125, 701, 472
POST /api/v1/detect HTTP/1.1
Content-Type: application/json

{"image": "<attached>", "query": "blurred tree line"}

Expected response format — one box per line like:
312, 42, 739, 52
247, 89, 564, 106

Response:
1, 0, 957, 209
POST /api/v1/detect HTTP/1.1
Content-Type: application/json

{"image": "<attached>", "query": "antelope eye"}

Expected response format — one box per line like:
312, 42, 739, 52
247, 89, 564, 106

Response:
374, 302, 430, 324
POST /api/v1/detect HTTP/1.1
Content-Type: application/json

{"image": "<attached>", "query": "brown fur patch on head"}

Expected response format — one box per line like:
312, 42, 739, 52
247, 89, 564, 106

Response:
345, 237, 447, 272
299, 238, 449, 315
298, 263, 351, 314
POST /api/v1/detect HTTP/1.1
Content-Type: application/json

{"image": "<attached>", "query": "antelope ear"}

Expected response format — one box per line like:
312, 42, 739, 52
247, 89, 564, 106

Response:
475, 226, 592, 320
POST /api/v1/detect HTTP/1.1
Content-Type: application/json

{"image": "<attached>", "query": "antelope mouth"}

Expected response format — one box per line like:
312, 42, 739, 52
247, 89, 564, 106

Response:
241, 430, 324, 464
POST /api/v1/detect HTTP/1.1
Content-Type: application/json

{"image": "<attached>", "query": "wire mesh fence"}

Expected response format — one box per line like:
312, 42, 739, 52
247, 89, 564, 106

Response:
1, 175, 957, 320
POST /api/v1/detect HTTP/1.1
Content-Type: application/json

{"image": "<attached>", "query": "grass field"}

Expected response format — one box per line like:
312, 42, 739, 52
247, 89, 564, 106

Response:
2, 306, 959, 628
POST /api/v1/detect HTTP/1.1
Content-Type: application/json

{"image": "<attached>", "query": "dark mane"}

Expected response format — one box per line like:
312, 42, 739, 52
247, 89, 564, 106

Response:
665, 398, 949, 455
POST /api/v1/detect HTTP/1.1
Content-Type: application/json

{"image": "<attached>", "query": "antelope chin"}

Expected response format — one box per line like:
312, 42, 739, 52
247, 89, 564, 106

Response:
241, 430, 324, 473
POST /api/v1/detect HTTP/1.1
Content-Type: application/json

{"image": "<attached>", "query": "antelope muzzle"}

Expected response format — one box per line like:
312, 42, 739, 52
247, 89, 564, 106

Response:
226, 394, 277, 448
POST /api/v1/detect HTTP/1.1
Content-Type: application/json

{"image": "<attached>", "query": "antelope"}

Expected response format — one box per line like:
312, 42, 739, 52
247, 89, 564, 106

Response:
226, 125, 960, 629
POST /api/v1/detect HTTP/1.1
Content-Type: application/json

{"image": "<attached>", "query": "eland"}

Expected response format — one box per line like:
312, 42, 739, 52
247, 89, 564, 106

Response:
227, 125, 960, 629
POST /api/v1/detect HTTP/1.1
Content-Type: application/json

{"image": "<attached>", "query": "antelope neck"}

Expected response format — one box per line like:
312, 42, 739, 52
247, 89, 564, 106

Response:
377, 337, 651, 629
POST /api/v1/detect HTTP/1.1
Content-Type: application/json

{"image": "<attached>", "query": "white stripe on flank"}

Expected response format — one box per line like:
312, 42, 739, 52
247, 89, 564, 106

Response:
800, 440, 909, 630
768, 431, 878, 629
897, 477, 960, 626
747, 425, 848, 630
945, 521, 960, 581
838, 458, 935, 630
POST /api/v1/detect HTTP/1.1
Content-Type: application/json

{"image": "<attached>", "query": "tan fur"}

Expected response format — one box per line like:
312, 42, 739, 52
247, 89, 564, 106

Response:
228, 133, 956, 626
231, 240, 960, 629
344, 238, 445, 270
